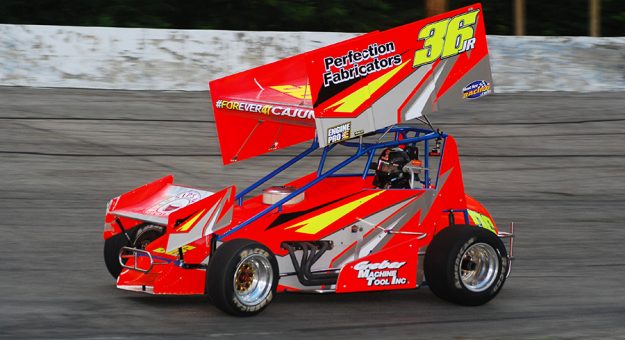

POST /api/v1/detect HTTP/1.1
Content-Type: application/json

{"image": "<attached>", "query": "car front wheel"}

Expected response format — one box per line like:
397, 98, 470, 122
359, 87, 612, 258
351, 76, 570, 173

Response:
424, 225, 509, 306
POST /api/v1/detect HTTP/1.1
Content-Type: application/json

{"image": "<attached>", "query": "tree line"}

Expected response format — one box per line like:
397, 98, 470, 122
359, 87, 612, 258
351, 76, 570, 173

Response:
0, 0, 623, 36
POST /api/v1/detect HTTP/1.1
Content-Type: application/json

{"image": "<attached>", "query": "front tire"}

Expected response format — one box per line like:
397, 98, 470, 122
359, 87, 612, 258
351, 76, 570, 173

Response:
424, 225, 508, 306
207, 239, 279, 316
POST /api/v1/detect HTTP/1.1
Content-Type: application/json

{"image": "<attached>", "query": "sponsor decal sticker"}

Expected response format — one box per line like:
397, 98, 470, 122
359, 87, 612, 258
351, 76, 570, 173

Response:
153, 245, 195, 256
144, 190, 202, 216
462, 80, 491, 99
354, 260, 407, 286
327, 122, 351, 144
215, 99, 315, 120
468, 209, 496, 233
322, 42, 403, 87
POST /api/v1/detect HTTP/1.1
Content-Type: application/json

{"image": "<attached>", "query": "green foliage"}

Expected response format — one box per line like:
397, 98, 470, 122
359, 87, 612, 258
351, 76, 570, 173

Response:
453, 0, 513, 35
0, 0, 623, 36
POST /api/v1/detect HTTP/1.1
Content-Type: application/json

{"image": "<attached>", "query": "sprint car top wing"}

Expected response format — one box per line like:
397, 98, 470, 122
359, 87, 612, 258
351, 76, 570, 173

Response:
209, 3, 492, 164
209, 52, 316, 165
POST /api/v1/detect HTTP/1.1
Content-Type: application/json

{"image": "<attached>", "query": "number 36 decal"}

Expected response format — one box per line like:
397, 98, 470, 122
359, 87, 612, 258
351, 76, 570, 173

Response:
413, 9, 480, 68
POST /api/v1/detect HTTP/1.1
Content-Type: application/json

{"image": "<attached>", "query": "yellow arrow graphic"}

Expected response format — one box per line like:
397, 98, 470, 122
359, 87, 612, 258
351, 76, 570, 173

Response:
285, 191, 385, 234
327, 61, 409, 113
175, 209, 205, 232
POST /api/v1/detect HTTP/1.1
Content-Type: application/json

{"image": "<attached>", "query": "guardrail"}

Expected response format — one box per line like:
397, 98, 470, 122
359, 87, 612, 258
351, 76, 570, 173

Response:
1, 24, 623, 92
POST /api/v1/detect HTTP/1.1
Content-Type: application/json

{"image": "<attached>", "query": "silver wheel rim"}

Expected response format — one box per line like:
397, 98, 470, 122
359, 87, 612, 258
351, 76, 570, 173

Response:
233, 253, 273, 306
459, 243, 499, 292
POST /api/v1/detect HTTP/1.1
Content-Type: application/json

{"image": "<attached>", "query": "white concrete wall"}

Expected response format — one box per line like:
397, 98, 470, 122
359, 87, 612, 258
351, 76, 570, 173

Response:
488, 36, 625, 92
1, 24, 623, 92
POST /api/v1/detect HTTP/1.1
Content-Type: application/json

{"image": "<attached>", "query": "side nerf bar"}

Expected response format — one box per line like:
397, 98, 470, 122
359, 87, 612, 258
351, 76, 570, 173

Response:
497, 222, 515, 278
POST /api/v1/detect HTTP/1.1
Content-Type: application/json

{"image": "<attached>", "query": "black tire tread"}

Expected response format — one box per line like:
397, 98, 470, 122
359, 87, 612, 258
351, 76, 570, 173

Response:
103, 232, 130, 279
424, 225, 508, 306
103, 224, 160, 279
207, 239, 278, 316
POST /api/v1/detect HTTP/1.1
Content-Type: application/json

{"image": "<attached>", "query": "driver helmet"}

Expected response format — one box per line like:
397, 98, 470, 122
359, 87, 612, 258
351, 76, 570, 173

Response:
373, 147, 410, 189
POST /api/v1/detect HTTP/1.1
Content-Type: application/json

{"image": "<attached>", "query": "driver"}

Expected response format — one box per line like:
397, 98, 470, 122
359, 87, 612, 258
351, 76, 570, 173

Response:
373, 147, 411, 189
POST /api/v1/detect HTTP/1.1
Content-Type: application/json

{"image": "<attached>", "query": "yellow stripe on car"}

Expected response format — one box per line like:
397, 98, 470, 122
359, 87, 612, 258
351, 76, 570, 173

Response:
270, 85, 312, 100
286, 191, 385, 234
175, 209, 205, 232
327, 61, 409, 113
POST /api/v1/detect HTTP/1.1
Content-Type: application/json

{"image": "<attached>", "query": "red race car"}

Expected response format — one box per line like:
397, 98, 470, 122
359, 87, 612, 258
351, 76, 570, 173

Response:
103, 3, 513, 316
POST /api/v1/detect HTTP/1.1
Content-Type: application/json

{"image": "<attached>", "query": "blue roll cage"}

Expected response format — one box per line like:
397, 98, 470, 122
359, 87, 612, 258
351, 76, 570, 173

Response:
218, 125, 446, 240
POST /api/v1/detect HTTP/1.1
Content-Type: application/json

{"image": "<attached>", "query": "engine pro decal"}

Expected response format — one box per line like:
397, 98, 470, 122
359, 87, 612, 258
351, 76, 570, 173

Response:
327, 122, 351, 144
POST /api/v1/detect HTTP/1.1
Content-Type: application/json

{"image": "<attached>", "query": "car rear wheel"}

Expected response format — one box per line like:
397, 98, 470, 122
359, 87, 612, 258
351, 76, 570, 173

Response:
207, 239, 278, 316
104, 232, 130, 279
133, 225, 163, 249
424, 225, 508, 306
103, 224, 163, 278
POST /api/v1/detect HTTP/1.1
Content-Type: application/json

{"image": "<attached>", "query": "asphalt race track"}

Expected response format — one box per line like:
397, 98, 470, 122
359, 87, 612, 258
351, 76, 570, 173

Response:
1, 87, 624, 339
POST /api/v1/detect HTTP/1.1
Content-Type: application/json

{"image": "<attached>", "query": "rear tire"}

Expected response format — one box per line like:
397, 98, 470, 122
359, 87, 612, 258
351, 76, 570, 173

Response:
207, 239, 278, 316
133, 225, 163, 249
424, 225, 508, 306
104, 232, 129, 279
103, 224, 163, 279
